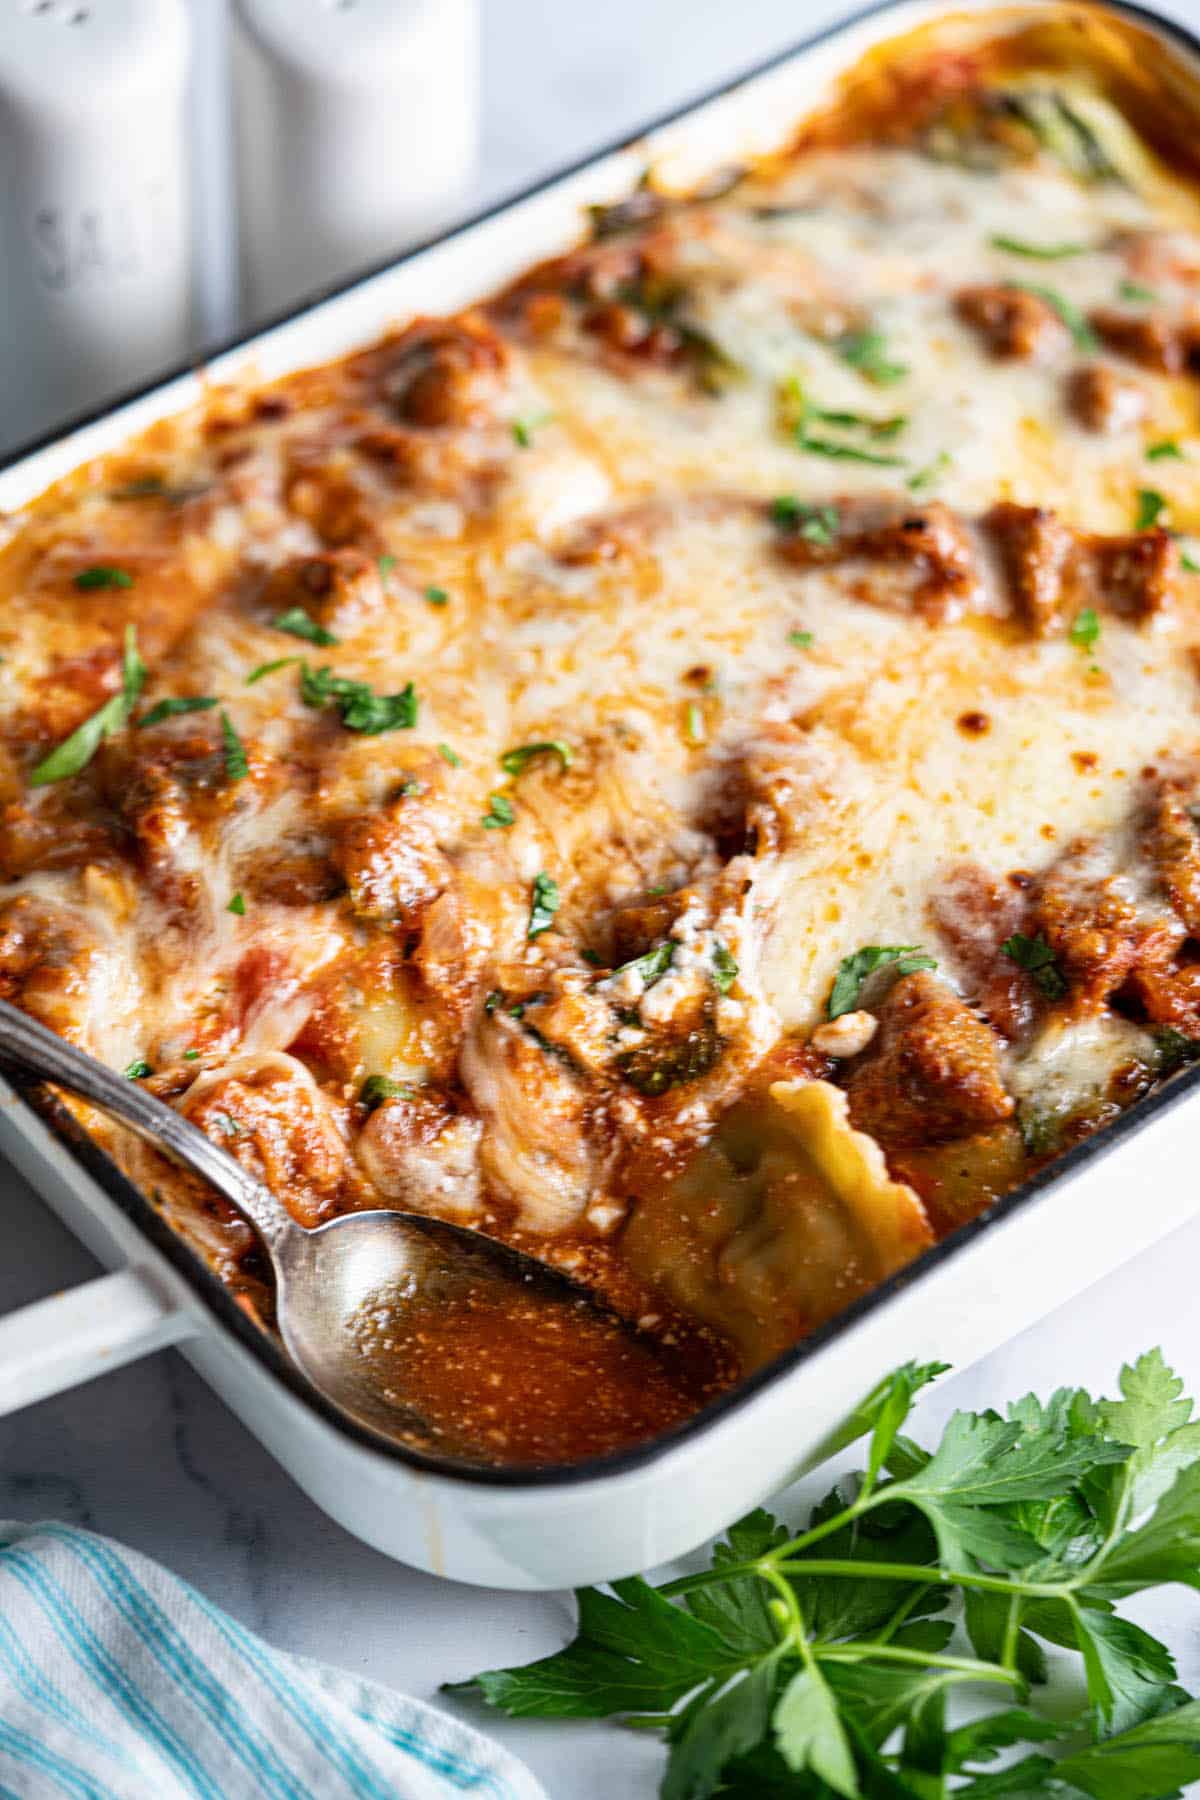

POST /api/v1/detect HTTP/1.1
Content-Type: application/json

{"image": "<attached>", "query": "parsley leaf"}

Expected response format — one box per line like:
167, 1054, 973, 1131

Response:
1146, 440, 1184, 462
774, 1666, 858, 1795
1119, 279, 1157, 303
500, 740, 573, 777
1135, 488, 1168, 531
907, 452, 952, 493
74, 564, 133, 589
123, 1059, 153, 1080
482, 792, 515, 829
1002, 932, 1066, 998
226, 892, 246, 916
424, 584, 450, 606
300, 664, 417, 733
360, 1074, 414, 1110
245, 656, 300, 685
30, 624, 146, 786
1011, 281, 1099, 352
271, 607, 338, 646
837, 327, 909, 386
712, 942, 738, 994
136, 695, 217, 728
990, 234, 1087, 259
795, 433, 903, 467
772, 500, 841, 545
219, 710, 248, 783
528, 871, 560, 938
512, 411, 554, 448
438, 742, 462, 767
788, 629, 814, 648
828, 946, 937, 1018
1070, 607, 1101, 651
609, 941, 674, 990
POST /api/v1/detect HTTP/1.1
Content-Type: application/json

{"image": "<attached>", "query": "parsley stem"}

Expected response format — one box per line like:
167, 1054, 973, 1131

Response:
770, 1556, 1068, 1598
1001, 1592, 1023, 1673
817, 1644, 1020, 1685
872, 1584, 932, 1646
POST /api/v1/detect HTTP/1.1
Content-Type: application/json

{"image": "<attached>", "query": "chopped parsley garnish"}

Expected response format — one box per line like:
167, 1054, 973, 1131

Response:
219, 711, 249, 783
227, 892, 246, 916
360, 1074, 414, 1110
500, 740, 574, 778
989, 233, 1086, 258
397, 778, 424, 798
610, 941, 674, 989
30, 624, 146, 786
1002, 931, 1067, 998
424, 585, 450, 606
711, 942, 737, 994
835, 327, 909, 386
74, 565, 133, 590
580, 948, 603, 967
123, 1059, 153, 1080
828, 944, 937, 1018
214, 1113, 242, 1137
245, 656, 300, 684
1183, 549, 1200, 575
136, 696, 217, 728
684, 700, 705, 744
512, 411, 554, 448
182, 1048, 200, 1061
907, 451, 952, 492
1010, 281, 1098, 352
774, 500, 840, 545
482, 792, 515, 829
437, 742, 462, 767
1119, 277, 1157, 303
1135, 487, 1168, 530
527, 872, 560, 939
794, 432, 903, 466
456, 1347, 1200, 1800
809, 407, 907, 438
787, 628, 814, 649
1069, 606, 1101, 651
300, 664, 418, 733
271, 606, 338, 647
1146, 440, 1184, 461
378, 555, 397, 581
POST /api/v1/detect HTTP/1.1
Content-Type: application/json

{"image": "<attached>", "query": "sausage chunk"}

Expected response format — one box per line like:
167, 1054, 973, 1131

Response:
1032, 840, 1181, 1012
986, 502, 1075, 635
844, 971, 1013, 1147
956, 285, 1068, 360
1065, 365, 1147, 434
258, 548, 383, 639
1089, 307, 1200, 376
1141, 777, 1200, 936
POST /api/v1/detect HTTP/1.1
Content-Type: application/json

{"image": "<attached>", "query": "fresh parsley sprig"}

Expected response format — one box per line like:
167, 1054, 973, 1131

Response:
454, 1350, 1200, 1800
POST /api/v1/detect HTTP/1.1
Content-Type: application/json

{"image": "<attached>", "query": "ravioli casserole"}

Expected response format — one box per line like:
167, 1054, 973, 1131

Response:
5, 6, 1200, 1463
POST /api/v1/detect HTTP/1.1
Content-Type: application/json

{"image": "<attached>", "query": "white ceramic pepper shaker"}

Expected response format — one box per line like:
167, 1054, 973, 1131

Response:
0, 0, 193, 452
231, 0, 479, 328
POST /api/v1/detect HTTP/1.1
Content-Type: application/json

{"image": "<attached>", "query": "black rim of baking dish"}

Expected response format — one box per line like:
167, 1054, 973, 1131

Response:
5, 0, 1200, 1492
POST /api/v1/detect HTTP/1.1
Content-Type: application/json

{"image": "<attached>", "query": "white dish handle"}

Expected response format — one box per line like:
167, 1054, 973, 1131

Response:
0, 1265, 194, 1416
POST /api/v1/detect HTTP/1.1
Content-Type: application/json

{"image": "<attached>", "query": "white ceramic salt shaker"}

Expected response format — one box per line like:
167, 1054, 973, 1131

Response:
0, 0, 192, 452
231, 0, 480, 327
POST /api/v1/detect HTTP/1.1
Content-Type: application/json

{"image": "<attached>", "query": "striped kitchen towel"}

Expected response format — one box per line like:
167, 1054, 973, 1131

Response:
0, 1521, 547, 1800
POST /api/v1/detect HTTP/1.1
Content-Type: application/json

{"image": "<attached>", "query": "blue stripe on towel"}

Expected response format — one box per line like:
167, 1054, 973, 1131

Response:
0, 1546, 221, 1800
0, 1613, 134, 1770
45, 1525, 310, 1800
191, 1593, 398, 1800
0, 1716, 112, 1800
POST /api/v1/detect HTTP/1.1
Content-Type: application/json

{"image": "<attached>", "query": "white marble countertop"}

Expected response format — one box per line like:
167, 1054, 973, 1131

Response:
5, 3, 1200, 1795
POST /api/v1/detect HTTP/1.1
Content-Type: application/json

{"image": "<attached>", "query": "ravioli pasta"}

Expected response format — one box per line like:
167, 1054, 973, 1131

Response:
5, 6, 1200, 1461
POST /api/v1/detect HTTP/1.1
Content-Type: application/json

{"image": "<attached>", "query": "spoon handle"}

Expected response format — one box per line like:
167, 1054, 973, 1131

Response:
0, 998, 297, 1258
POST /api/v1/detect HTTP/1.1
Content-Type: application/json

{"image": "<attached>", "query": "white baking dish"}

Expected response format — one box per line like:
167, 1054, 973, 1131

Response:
3, 0, 1200, 1593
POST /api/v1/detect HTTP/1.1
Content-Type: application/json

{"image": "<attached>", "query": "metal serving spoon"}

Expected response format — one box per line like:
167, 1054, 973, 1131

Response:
0, 997, 634, 1450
